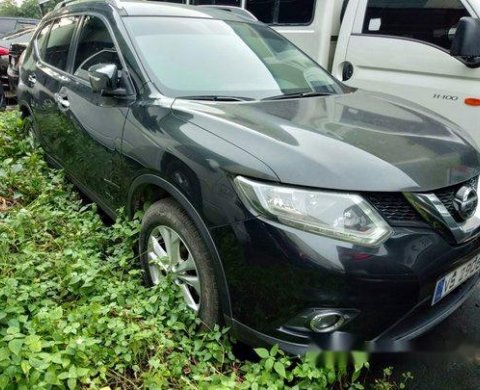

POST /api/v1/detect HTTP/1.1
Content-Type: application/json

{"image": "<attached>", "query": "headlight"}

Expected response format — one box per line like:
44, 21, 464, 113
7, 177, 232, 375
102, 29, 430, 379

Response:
234, 176, 392, 247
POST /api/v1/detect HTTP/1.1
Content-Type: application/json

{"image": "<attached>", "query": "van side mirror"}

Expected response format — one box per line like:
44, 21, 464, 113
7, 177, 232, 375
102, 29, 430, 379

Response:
451, 17, 480, 68
88, 63, 126, 96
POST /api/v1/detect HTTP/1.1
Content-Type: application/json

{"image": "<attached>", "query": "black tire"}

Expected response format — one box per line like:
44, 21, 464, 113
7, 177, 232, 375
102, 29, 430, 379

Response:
0, 84, 6, 111
139, 198, 221, 330
22, 115, 40, 148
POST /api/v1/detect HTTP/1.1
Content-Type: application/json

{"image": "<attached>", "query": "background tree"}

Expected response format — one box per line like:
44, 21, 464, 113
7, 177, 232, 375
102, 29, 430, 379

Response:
0, 0, 61, 19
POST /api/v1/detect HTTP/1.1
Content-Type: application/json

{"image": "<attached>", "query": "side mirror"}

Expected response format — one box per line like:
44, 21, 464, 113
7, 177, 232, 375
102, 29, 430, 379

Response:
451, 17, 480, 67
88, 63, 122, 95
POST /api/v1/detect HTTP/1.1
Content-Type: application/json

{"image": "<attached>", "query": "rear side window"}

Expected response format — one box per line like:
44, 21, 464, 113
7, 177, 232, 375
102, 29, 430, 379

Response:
44, 17, 78, 71
362, 0, 469, 50
73, 16, 122, 81
35, 22, 51, 60
246, 0, 316, 25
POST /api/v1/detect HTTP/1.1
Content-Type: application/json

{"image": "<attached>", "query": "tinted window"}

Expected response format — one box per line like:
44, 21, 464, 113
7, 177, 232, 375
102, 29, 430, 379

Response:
246, 0, 275, 23
125, 17, 342, 100
44, 17, 78, 70
191, 0, 240, 5
362, 0, 469, 50
277, 0, 315, 24
73, 16, 122, 80
35, 22, 51, 60
247, 0, 315, 25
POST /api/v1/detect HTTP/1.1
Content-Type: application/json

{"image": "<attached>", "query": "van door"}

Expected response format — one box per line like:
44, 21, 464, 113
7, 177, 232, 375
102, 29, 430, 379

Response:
337, 0, 480, 147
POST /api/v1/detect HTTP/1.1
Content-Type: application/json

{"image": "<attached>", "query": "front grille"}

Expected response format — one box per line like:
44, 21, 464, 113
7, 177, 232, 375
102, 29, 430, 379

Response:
434, 177, 478, 222
366, 193, 421, 223
366, 176, 479, 224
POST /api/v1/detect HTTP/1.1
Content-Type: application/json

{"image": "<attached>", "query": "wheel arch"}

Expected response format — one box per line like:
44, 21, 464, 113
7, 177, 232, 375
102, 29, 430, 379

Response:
127, 173, 233, 322
18, 100, 33, 118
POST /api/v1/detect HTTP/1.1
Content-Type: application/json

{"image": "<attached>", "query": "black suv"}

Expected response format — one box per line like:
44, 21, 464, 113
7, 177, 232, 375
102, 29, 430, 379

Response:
18, 0, 480, 353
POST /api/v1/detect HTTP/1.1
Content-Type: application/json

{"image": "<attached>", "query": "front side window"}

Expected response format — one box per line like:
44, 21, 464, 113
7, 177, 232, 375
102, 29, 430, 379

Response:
246, 0, 315, 25
362, 0, 469, 50
44, 17, 78, 70
73, 16, 122, 81
124, 17, 343, 100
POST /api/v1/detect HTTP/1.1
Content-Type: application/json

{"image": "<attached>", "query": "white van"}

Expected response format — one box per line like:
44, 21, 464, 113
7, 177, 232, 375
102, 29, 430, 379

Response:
162, 0, 480, 146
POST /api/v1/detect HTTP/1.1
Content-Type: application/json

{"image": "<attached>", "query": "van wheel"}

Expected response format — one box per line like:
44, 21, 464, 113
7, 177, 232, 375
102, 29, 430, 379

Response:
139, 198, 221, 329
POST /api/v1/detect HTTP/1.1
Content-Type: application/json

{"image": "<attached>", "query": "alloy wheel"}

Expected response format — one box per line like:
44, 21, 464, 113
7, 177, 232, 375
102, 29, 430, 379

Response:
147, 225, 201, 311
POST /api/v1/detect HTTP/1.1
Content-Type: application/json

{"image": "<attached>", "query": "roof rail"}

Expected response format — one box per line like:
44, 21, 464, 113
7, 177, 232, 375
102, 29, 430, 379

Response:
53, 0, 123, 11
197, 5, 258, 22
53, 0, 75, 10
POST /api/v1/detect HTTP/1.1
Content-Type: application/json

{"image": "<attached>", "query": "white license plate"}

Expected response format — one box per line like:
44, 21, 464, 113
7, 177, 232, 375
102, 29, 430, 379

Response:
432, 254, 480, 305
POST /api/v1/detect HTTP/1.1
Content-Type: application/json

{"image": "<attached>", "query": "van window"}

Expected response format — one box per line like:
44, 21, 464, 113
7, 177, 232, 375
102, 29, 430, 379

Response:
73, 16, 122, 81
277, 0, 316, 24
246, 0, 275, 23
362, 0, 469, 50
44, 17, 78, 71
191, 0, 240, 5
246, 0, 315, 25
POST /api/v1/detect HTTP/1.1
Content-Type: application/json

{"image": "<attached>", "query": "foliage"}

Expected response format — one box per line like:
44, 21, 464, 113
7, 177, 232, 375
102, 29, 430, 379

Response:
0, 0, 61, 19
371, 368, 413, 390
0, 0, 39, 19
0, 110, 407, 389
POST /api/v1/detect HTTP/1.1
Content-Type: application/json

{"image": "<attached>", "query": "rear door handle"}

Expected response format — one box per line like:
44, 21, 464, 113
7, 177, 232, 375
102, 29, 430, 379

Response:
27, 73, 36, 85
54, 93, 70, 109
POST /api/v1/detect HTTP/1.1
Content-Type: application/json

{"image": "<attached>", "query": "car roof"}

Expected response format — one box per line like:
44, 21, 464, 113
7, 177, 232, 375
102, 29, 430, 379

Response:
52, 0, 261, 23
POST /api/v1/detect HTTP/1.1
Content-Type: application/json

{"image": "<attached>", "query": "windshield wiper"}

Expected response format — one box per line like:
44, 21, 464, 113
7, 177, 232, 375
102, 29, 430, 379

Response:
176, 95, 254, 102
262, 91, 333, 101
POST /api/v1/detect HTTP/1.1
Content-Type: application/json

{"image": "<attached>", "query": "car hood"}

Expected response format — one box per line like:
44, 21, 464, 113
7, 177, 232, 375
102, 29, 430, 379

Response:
171, 90, 480, 192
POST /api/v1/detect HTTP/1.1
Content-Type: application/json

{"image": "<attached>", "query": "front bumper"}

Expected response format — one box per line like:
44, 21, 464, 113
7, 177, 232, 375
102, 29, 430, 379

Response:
211, 218, 480, 352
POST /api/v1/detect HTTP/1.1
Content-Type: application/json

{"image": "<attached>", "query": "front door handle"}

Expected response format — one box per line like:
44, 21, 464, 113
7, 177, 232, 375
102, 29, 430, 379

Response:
54, 93, 70, 109
27, 73, 36, 85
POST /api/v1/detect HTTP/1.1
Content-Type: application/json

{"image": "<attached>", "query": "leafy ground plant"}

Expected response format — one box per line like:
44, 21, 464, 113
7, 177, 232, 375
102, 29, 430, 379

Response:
0, 111, 408, 389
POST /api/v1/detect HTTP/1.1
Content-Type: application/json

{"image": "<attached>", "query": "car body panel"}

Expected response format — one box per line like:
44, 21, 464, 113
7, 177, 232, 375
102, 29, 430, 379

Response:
172, 90, 480, 192
120, 100, 280, 225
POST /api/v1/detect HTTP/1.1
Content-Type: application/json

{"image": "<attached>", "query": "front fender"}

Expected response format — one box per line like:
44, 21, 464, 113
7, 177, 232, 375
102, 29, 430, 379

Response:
127, 173, 233, 322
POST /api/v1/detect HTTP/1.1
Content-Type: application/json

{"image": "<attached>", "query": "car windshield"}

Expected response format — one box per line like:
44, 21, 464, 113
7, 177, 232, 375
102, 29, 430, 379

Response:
124, 17, 345, 100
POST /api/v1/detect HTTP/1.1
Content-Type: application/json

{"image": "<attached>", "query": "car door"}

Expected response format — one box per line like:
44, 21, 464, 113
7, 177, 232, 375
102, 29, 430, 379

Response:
61, 14, 133, 210
337, 0, 480, 146
29, 16, 80, 163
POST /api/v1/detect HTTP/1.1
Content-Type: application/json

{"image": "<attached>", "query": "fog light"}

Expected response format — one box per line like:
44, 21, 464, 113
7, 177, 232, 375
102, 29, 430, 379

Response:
309, 311, 345, 333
